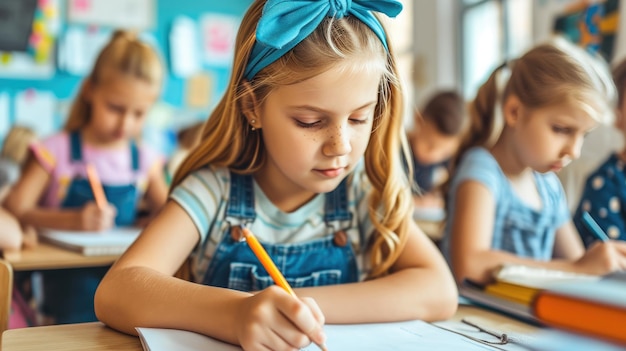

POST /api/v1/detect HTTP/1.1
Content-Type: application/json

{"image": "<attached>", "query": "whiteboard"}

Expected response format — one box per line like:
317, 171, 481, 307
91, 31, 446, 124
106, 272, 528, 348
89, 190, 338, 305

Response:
67, 0, 154, 30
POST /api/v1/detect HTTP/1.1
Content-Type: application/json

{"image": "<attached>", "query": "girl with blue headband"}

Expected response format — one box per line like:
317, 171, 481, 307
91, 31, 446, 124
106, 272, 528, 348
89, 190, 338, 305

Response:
96, 1, 457, 349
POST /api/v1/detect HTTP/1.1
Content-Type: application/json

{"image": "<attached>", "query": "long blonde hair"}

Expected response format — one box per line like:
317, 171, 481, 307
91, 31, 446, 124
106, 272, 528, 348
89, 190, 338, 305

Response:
173, 0, 412, 278
462, 36, 615, 160
64, 30, 163, 132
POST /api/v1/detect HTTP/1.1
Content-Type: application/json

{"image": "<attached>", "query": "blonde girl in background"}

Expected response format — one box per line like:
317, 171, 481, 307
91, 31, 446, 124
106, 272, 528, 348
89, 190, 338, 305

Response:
5, 30, 168, 324
95, 1, 457, 350
0, 126, 38, 328
442, 37, 626, 285
0, 125, 37, 250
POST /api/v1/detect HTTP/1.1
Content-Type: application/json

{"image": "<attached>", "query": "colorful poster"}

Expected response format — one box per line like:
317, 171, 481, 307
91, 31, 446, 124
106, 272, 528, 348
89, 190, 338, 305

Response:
200, 14, 239, 67
553, 0, 620, 60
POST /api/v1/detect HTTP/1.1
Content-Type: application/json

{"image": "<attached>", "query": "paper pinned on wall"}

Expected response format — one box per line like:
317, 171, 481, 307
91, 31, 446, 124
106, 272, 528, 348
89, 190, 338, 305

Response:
58, 26, 111, 76
0, 52, 55, 79
185, 73, 213, 108
0, 93, 11, 139
14, 89, 57, 138
200, 14, 239, 67
67, 0, 154, 30
170, 16, 200, 78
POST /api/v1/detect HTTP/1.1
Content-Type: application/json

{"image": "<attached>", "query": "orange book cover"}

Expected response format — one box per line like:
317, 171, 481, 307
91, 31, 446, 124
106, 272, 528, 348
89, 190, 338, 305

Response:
532, 276, 626, 346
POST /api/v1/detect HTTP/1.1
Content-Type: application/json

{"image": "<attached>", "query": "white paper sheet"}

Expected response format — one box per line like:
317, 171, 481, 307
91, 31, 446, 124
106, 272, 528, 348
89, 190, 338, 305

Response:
137, 320, 501, 351
169, 16, 200, 78
14, 89, 56, 138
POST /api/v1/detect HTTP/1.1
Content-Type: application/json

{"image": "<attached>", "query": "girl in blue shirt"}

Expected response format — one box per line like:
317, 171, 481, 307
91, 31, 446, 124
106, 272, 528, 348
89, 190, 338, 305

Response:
442, 37, 626, 285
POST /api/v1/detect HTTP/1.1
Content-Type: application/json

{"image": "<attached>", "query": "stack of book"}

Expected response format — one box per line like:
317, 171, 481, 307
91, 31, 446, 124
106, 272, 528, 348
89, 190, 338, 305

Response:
460, 265, 626, 347
459, 264, 599, 324
532, 271, 626, 346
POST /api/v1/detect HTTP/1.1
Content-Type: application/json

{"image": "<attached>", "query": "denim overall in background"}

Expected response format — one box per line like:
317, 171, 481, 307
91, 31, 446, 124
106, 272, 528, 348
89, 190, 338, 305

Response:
203, 173, 359, 291
42, 131, 141, 324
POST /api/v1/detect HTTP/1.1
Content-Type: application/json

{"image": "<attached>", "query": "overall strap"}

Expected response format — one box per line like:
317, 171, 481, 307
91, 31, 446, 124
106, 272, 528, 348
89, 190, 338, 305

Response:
130, 140, 139, 171
69, 131, 83, 162
226, 172, 256, 222
324, 177, 351, 222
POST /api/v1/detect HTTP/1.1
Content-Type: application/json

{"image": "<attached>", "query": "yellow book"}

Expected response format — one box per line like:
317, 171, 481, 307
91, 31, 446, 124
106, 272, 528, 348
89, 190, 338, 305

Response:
484, 281, 539, 305
483, 264, 600, 306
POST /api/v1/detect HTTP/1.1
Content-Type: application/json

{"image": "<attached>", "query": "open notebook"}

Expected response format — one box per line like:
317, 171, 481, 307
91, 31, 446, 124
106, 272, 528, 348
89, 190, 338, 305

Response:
39, 227, 141, 256
137, 320, 511, 351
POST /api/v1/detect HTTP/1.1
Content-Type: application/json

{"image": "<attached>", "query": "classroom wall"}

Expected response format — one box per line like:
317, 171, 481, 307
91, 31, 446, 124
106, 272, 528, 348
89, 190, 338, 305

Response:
0, 0, 253, 154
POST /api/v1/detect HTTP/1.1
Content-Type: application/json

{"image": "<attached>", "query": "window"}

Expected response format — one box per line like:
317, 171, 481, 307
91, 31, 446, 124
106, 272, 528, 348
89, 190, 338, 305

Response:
460, 0, 532, 99
383, 0, 414, 125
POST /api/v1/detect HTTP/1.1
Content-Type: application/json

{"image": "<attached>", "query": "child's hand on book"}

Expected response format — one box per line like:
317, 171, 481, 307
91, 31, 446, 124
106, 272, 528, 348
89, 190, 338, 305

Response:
236, 285, 326, 351
574, 240, 626, 275
80, 202, 117, 231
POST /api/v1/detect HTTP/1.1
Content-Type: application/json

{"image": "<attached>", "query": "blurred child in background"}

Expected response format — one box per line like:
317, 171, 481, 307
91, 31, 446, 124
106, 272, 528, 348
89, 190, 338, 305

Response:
164, 121, 203, 184
573, 58, 626, 245
442, 37, 626, 285
408, 91, 466, 240
0, 125, 38, 328
4, 30, 168, 324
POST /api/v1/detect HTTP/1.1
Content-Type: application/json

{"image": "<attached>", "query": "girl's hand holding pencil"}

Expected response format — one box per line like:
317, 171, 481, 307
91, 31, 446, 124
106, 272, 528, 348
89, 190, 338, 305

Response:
79, 163, 116, 231
79, 202, 116, 231
237, 227, 328, 351
236, 285, 327, 351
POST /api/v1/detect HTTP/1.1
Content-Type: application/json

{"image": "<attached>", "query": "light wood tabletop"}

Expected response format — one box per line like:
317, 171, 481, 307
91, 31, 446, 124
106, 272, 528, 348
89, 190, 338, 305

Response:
2, 322, 142, 351
1, 304, 539, 351
2, 243, 119, 271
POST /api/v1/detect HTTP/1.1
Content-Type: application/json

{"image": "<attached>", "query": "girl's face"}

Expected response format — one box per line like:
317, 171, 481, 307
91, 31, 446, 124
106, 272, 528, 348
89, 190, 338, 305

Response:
251, 64, 381, 203
507, 99, 597, 173
84, 73, 160, 144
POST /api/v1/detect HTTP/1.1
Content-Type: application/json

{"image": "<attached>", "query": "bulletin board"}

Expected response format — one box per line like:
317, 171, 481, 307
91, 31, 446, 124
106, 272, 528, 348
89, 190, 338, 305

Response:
0, 0, 253, 150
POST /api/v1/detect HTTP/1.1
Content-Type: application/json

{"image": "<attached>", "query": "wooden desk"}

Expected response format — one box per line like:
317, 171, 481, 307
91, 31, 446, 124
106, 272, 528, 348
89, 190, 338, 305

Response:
1, 305, 539, 351
2, 243, 118, 271
2, 322, 142, 351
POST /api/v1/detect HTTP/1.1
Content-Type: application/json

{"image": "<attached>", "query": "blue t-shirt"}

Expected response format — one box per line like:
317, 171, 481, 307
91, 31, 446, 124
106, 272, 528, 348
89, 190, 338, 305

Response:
573, 153, 626, 246
441, 147, 570, 262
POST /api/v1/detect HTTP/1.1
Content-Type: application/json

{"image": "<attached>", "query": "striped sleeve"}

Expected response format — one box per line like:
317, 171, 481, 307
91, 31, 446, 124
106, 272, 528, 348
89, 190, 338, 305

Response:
170, 166, 229, 242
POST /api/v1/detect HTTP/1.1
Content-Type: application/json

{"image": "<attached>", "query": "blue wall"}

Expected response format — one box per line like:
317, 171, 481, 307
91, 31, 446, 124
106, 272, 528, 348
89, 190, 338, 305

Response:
0, 0, 252, 127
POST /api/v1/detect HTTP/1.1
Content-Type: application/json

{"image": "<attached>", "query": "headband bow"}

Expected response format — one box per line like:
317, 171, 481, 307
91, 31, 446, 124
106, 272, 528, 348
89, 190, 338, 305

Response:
244, 0, 403, 80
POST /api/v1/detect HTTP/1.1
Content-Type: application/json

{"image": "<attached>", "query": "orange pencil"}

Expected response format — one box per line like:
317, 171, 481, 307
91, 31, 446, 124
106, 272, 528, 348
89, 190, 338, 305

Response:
241, 227, 328, 351
85, 163, 107, 210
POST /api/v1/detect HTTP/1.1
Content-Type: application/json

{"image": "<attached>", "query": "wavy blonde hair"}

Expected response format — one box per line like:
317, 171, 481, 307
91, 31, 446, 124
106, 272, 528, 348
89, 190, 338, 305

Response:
172, 0, 412, 278
64, 30, 163, 132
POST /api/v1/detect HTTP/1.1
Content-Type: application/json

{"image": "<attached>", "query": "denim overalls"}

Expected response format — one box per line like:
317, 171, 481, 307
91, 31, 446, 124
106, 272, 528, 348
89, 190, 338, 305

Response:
202, 172, 359, 291
42, 131, 141, 323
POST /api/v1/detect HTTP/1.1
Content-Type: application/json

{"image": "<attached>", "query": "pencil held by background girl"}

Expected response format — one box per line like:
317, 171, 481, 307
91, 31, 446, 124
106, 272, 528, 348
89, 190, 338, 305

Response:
95, 1, 458, 350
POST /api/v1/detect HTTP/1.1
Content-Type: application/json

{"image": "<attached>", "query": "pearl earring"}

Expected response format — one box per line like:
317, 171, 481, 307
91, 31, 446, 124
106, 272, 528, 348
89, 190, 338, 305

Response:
250, 119, 256, 131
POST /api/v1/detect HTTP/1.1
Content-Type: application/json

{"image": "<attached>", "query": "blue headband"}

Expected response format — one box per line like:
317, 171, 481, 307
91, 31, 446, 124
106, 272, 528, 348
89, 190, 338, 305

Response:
244, 0, 403, 80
